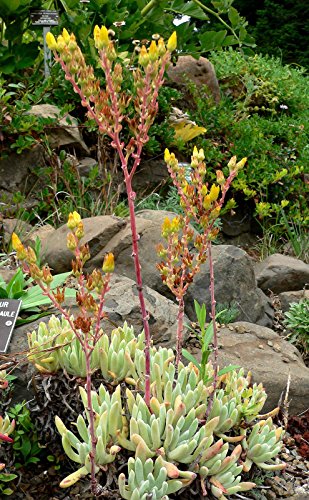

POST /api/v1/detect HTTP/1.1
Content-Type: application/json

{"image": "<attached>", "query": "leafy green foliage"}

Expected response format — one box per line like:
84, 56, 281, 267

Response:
284, 299, 309, 356
183, 300, 239, 383
216, 301, 239, 324
234, 0, 309, 68
0, 268, 76, 324
8, 402, 41, 468
182, 49, 309, 232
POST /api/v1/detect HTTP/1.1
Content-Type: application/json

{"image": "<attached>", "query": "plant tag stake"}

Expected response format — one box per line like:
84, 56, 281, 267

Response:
31, 10, 59, 79
0, 299, 21, 353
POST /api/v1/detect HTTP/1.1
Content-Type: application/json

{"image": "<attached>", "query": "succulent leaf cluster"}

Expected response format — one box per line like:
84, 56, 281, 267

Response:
55, 384, 126, 487
0, 414, 15, 443
242, 417, 285, 472
118, 456, 185, 499
27, 317, 145, 381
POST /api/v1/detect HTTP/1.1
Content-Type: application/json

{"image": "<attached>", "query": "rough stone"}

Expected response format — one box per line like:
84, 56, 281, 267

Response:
42, 215, 126, 273
28, 104, 89, 154
132, 158, 170, 193
86, 210, 179, 296
186, 245, 274, 327
99, 273, 187, 347
167, 55, 221, 103
189, 322, 309, 415
0, 144, 47, 194
255, 254, 309, 294
279, 290, 309, 313
89, 212, 273, 327
77, 157, 98, 176
2, 218, 33, 246
28, 224, 56, 245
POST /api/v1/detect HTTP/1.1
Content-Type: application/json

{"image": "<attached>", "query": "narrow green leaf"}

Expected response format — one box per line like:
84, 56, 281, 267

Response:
182, 349, 201, 370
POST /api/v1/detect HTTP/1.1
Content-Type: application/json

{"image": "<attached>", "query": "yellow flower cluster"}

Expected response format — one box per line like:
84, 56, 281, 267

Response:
46, 28, 77, 53
138, 31, 177, 67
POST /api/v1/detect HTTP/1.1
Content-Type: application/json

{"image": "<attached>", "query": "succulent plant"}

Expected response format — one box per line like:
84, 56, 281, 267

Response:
0, 414, 15, 443
241, 417, 285, 472
118, 456, 188, 500
207, 445, 256, 498
55, 384, 127, 487
117, 385, 218, 469
218, 368, 267, 422
207, 390, 243, 440
99, 322, 145, 384
27, 315, 74, 373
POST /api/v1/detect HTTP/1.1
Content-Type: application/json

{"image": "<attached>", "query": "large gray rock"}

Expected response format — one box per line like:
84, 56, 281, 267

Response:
0, 144, 47, 194
86, 210, 179, 295
101, 274, 187, 346
255, 254, 309, 294
186, 245, 274, 327
89, 212, 273, 327
28, 104, 89, 154
189, 322, 309, 415
279, 290, 309, 313
167, 55, 221, 103
42, 215, 126, 273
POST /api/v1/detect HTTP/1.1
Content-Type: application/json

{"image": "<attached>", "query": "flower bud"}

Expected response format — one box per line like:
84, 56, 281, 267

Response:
67, 233, 77, 251
102, 252, 115, 273
67, 211, 81, 230
75, 221, 85, 240
158, 38, 166, 56
62, 28, 71, 44
148, 40, 159, 62
216, 170, 225, 185
46, 32, 58, 50
167, 31, 177, 52
138, 45, 149, 67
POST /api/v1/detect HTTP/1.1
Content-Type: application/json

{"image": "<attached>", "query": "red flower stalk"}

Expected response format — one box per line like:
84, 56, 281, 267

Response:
158, 148, 247, 373
46, 27, 177, 408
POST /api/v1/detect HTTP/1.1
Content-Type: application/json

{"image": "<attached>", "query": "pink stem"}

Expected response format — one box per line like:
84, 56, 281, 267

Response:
99, 53, 152, 406
176, 296, 185, 367
84, 349, 99, 496
205, 241, 218, 418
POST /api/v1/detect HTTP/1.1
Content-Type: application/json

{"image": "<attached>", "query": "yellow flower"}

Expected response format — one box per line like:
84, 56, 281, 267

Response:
158, 38, 166, 56
62, 28, 71, 44
209, 184, 220, 202
281, 199, 289, 208
67, 211, 81, 230
94, 25, 109, 49
167, 31, 177, 52
148, 40, 159, 62
11, 232, 23, 253
162, 217, 172, 237
138, 45, 149, 67
102, 253, 115, 273
164, 148, 171, 163
46, 32, 57, 50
